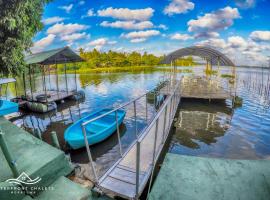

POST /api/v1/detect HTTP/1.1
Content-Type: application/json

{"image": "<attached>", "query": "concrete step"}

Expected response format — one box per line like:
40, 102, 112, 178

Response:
0, 117, 73, 196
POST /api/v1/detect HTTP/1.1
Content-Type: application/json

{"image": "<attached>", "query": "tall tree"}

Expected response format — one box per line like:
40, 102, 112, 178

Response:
0, 0, 52, 76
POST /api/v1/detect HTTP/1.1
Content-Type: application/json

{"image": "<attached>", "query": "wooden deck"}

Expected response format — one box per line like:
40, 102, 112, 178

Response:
181, 76, 233, 100
161, 76, 234, 100
97, 83, 181, 199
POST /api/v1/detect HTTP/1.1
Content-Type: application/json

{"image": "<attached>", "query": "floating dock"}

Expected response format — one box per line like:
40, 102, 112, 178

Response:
181, 76, 234, 100
149, 153, 270, 200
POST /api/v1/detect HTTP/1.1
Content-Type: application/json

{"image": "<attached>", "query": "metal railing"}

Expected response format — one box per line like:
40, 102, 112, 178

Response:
80, 75, 180, 198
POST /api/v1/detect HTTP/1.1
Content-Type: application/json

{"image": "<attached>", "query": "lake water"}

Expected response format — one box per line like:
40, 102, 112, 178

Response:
8, 66, 270, 170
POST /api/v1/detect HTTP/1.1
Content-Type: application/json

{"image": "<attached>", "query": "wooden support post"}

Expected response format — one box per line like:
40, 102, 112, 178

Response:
64, 62, 68, 95
23, 72, 27, 97
51, 131, 60, 149
0, 129, 19, 178
55, 64, 59, 97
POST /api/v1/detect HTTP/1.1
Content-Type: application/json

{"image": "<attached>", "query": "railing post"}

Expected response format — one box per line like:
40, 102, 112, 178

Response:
162, 105, 168, 144
135, 141, 141, 199
152, 118, 159, 164
115, 111, 123, 157
145, 95, 148, 123
134, 101, 138, 138
81, 125, 99, 184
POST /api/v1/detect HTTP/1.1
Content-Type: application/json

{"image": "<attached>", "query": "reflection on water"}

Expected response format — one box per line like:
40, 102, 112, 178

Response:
170, 67, 270, 160
7, 67, 270, 167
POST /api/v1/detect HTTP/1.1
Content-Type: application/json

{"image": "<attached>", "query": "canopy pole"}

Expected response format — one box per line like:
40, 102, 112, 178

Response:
23, 72, 27, 97
48, 64, 51, 90
56, 64, 59, 98
64, 60, 68, 95
43, 65, 48, 103
74, 65, 78, 92
28, 65, 34, 101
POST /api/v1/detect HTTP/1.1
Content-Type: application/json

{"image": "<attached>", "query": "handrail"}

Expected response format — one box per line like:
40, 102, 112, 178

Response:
80, 74, 180, 197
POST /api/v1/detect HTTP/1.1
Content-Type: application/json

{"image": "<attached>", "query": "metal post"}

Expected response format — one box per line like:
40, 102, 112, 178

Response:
74, 66, 78, 92
147, 118, 159, 198
162, 105, 168, 143
64, 62, 68, 95
34, 128, 42, 140
43, 65, 48, 103
55, 64, 59, 97
115, 111, 123, 157
23, 72, 27, 97
51, 131, 60, 149
135, 141, 141, 198
28, 65, 34, 101
134, 101, 138, 137
145, 95, 148, 123
82, 125, 99, 184
0, 129, 19, 177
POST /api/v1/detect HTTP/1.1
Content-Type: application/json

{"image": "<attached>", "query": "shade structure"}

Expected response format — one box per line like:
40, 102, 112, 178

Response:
25, 46, 83, 65
161, 46, 235, 66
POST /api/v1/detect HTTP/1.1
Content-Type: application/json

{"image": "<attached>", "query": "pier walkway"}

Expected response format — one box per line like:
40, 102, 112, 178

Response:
81, 78, 181, 199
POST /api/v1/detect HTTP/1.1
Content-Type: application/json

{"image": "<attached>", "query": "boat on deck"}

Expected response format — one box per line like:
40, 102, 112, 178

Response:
64, 109, 126, 149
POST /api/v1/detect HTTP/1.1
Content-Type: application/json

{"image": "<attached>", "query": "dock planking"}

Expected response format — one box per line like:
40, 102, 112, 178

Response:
97, 82, 181, 199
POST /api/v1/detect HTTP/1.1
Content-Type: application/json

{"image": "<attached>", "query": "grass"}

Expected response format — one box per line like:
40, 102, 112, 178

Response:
60, 66, 193, 74
221, 74, 235, 78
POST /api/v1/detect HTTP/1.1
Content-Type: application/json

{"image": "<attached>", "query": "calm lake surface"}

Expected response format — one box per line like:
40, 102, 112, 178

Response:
9, 66, 270, 167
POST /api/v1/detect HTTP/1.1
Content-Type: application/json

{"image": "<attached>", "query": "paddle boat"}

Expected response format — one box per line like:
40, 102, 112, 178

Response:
64, 108, 126, 149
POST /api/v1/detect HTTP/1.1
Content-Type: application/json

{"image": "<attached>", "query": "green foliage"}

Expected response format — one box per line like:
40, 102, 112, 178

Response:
221, 74, 235, 78
0, 0, 51, 76
204, 69, 218, 76
174, 56, 196, 66
76, 49, 163, 70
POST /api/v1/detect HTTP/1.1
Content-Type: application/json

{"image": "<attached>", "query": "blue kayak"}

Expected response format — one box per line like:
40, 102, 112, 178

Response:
64, 109, 126, 149
0, 100, 18, 116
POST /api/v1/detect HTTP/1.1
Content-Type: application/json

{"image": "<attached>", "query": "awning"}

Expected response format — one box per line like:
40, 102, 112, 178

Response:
0, 78, 16, 85
25, 46, 84, 65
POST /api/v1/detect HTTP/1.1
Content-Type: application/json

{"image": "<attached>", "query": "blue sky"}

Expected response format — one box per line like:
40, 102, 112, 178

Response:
32, 0, 270, 65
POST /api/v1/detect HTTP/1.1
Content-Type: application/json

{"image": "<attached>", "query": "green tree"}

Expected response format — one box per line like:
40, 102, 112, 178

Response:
0, 0, 52, 76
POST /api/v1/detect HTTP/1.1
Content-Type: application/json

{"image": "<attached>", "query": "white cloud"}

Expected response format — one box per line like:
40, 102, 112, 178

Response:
196, 35, 270, 66
59, 4, 73, 13
42, 17, 65, 25
31, 34, 56, 53
228, 36, 248, 48
188, 7, 240, 38
234, 0, 256, 9
121, 30, 160, 39
100, 20, 153, 30
79, 1, 85, 5
47, 23, 89, 35
170, 33, 193, 40
97, 7, 154, 21
87, 9, 95, 17
164, 0, 195, 16
250, 31, 270, 42
157, 24, 168, 30
194, 32, 220, 39
130, 38, 147, 43
87, 38, 117, 50
60, 32, 90, 42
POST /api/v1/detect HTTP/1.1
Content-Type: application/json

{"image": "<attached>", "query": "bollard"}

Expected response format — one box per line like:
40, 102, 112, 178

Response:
51, 131, 60, 149
34, 128, 42, 140
0, 129, 19, 178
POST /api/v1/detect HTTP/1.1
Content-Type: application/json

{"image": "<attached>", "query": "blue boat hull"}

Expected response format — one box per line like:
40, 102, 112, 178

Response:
64, 109, 126, 149
0, 100, 18, 116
